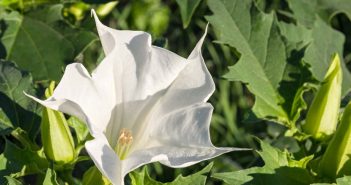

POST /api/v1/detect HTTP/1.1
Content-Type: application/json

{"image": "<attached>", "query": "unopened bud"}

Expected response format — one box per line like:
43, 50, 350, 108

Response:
319, 102, 351, 178
41, 82, 76, 164
302, 54, 342, 140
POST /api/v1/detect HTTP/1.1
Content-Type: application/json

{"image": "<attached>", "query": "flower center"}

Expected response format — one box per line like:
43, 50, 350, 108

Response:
114, 128, 133, 160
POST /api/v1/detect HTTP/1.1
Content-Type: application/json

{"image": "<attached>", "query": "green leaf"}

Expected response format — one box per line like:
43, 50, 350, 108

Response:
67, 116, 89, 146
130, 163, 213, 185
43, 168, 59, 185
4, 176, 23, 185
336, 176, 351, 185
175, 0, 202, 28
207, 0, 350, 128
27, 5, 98, 56
212, 140, 313, 185
63, 30, 98, 57
302, 18, 351, 96
0, 61, 40, 138
287, 1, 351, 96
27, 4, 64, 24
0, 11, 74, 81
0, 140, 48, 182
82, 166, 111, 185
206, 0, 291, 124
287, 0, 351, 25
257, 140, 288, 168
286, 0, 317, 27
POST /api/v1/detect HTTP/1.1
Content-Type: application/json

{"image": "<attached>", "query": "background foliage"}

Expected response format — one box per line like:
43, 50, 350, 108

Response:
1, 0, 351, 184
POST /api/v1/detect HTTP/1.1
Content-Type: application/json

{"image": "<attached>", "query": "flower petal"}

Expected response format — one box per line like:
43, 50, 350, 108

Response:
132, 102, 245, 157
155, 25, 215, 115
127, 146, 236, 169
91, 10, 189, 104
151, 103, 216, 148
123, 103, 245, 172
85, 136, 124, 185
25, 63, 110, 135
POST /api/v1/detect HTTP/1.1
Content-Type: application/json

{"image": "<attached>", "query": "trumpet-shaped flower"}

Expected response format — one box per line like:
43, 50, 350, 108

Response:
26, 10, 243, 185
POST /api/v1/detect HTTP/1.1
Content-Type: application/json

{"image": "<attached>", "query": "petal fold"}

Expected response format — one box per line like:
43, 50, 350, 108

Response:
25, 63, 110, 135
85, 136, 124, 185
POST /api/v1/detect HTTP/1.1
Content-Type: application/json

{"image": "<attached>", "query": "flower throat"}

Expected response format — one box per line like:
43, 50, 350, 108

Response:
114, 128, 133, 160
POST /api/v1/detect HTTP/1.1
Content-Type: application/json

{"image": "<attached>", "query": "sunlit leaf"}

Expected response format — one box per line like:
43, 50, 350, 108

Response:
207, 0, 293, 125
4, 176, 23, 185
43, 168, 59, 185
0, 11, 74, 80
212, 140, 313, 185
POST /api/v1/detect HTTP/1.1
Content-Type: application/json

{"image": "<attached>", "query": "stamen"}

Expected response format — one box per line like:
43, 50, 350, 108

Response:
114, 128, 133, 160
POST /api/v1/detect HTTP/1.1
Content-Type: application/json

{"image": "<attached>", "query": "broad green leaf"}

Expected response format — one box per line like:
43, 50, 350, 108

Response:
257, 140, 288, 168
175, 0, 202, 28
0, 61, 40, 138
27, 4, 98, 56
27, 4, 64, 24
43, 168, 59, 185
212, 167, 271, 185
316, 0, 351, 21
130, 163, 213, 185
287, 0, 351, 25
213, 141, 313, 185
336, 176, 351, 185
287, 1, 351, 96
4, 176, 23, 185
287, 0, 317, 27
0, 11, 74, 80
206, 0, 291, 125
0, 140, 47, 182
303, 18, 351, 96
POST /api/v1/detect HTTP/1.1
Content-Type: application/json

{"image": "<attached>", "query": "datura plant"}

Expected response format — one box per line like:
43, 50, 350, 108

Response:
302, 54, 342, 140
25, 10, 243, 185
319, 102, 351, 178
40, 81, 76, 165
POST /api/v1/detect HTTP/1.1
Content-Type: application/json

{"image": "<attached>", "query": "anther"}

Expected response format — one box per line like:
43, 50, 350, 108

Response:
115, 128, 133, 160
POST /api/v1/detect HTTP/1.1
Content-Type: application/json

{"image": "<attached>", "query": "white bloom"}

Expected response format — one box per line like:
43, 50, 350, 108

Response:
26, 10, 243, 185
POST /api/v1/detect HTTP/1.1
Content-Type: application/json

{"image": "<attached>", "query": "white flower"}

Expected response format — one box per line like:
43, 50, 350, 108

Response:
26, 10, 243, 185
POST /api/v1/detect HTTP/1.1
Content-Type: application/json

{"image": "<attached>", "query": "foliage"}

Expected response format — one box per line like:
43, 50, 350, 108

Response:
0, 0, 351, 184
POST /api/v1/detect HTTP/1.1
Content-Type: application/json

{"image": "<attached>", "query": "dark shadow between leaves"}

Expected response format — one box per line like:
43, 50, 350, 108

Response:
278, 46, 313, 119
0, 19, 7, 59
0, 92, 41, 139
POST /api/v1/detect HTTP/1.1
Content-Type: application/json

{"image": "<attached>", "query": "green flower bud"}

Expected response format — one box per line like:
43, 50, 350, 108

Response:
302, 54, 342, 140
41, 82, 76, 164
96, 1, 118, 18
319, 102, 351, 178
